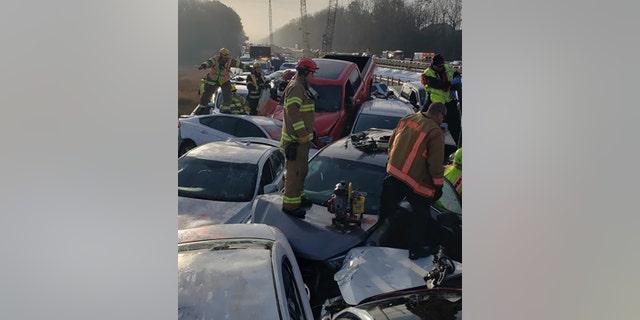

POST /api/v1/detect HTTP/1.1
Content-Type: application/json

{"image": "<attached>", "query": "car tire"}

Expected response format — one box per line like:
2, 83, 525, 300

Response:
178, 140, 196, 157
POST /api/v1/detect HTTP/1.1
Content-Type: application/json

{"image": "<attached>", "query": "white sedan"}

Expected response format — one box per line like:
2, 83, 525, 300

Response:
178, 224, 314, 320
178, 113, 283, 157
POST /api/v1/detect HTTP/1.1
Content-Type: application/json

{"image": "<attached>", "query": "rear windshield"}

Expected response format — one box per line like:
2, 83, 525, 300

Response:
352, 114, 402, 133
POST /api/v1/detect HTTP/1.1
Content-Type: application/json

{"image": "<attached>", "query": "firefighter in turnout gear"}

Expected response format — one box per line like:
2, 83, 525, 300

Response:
421, 54, 461, 146
195, 47, 250, 115
280, 58, 319, 218
220, 84, 246, 114
380, 102, 447, 260
444, 147, 462, 197
246, 62, 268, 115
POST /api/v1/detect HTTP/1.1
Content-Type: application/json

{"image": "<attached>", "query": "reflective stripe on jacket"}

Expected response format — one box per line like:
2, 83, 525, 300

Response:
280, 76, 314, 149
248, 72, 267, 99
387, 113, 445, 198
423, 64, 454, 103
201, 56, 243, 85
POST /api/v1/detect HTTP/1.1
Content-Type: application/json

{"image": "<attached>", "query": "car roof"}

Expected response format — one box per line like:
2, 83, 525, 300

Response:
313, 128, 391, 167
184, 139, 277, 163
358, 99, 415, 117
178, 223, 279, 244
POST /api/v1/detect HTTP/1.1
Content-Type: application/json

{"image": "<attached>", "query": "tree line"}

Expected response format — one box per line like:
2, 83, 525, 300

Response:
179, 0, 461, 65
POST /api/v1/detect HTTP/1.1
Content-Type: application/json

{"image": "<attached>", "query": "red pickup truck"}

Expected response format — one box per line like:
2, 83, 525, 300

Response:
268, 54, 375, 147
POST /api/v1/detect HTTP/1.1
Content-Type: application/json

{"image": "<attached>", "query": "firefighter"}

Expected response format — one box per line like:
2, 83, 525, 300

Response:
195, 47, 250, 115
280, 58, 319, 218
444, 148, 462, 197
421, 54, 461, 146
380, 102, 447, 259
220, 84, 246, 115
246, 62, 268, 115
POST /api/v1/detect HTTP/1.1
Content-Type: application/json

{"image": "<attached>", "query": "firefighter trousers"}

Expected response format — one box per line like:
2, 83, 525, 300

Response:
379, 175, 438, 251
282, 142, 310, 211
199, 80, 232, 108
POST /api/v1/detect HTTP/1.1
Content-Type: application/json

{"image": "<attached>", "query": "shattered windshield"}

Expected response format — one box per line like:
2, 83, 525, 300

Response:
178, 157, 258, 202
304, 155, 386, 214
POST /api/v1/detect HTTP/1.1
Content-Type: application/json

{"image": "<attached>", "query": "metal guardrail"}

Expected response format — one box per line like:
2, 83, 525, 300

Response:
374, 57, 428, 72
373, 74, 405, 87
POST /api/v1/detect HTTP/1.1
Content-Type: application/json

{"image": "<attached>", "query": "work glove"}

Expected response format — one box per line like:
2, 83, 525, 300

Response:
433, 186, 443, 201
298, 136, 310, 144
198, 63, 208, 70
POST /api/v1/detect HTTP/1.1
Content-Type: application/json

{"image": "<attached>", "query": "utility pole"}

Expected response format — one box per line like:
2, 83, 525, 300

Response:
268, 0, 273, 46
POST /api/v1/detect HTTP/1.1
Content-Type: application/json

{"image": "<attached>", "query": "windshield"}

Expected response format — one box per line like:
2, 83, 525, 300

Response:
178, 157, 258, 202
309, 84, 342, 113
352, 114, 402, 133
178, 241, 279, 319
304, 155, 386, 214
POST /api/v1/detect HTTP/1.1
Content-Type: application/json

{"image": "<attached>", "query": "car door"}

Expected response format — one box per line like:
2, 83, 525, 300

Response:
191, 115, 238, 145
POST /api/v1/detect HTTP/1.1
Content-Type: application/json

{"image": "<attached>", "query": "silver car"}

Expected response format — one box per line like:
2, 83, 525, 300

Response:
178, 224, 314, 320
350, 98, 416, 134
178, 139, 285, 230
178, 113, 283, 156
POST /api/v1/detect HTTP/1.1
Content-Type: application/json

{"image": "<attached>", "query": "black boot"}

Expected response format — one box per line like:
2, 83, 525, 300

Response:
300, 197, 313, 209
282, 206, 306, 219
409, 246, 435, 260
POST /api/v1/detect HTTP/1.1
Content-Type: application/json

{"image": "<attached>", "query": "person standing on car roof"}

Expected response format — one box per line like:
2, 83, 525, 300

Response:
380, 102, 447, 260
246, 62, 268, 115
220, 84, 246, 115
195, 47, 251, 115
421, 54, 461, 146
280, 58, 319, 218
444, 148, 462, 198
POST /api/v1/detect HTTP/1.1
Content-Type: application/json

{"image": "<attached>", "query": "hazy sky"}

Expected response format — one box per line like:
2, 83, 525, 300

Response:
216, 0, 343, 42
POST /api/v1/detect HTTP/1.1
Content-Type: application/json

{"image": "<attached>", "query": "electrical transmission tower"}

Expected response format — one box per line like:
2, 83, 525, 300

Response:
300, 0, 311, 57
321, 0, 338, 54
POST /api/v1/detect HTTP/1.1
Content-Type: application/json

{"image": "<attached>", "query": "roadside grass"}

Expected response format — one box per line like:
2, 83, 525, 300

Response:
178, 65, 203, 116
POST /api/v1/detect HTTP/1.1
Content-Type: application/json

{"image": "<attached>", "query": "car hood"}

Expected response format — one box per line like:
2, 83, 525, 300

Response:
178, 196, 252, 230
250, 194, 379, 261
334, 246, 463, 305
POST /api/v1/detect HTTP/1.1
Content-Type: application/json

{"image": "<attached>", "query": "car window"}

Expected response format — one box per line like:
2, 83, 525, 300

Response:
199, 116, 238, 135
178, 156, 258, 202
268, 150, 285, 178
304, 156, 386, 214
281, 257, 307, 320
352, 114, 402, 133
310, 84, 342, 113
349, 69, 361, 91
260, 160, 274, 188
235, 119, 267, 138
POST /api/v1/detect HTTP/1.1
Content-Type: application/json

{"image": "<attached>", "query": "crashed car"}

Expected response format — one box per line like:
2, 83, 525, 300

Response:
178, 138, 285, 229
320, 246, 462, 320
178, 224, 314, 320
250, 128, 462, 315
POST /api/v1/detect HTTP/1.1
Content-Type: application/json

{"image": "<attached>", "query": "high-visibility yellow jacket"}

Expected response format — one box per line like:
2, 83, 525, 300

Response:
220, 95, 246, 114
423, 64, 454, 103
387, 112, 445, 198
444, 164, 462, 197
